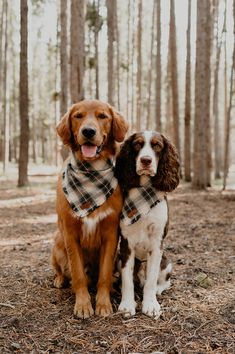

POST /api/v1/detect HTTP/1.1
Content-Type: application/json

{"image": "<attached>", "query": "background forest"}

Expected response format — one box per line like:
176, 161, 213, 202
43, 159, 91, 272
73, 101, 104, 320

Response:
1, 2, 235, 353
0, 0, 235, 188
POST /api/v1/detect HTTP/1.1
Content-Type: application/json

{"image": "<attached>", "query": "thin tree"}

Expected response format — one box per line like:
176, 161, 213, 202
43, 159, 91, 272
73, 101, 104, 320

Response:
146, 0, 156, 129
193, 1, 211, 189
94, 0, 100, 99
184, 0, 191, 182
3, 0, 8, 173
114, 0, 120, 110
136, 0, 142, 131
18, 0, 29, 186
126, 0, 131, 119
60, 0, 68, 160
169, 0, 180, 157
223, 0, 235, 189
70, 0, 84, 103
213, 0, 226, 179
106, 0, 115, 105
155, 0, 161, 131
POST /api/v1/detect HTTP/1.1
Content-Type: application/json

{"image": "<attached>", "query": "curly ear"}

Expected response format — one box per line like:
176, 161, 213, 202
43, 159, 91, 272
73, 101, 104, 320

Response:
109, 105, 128, 142
57, 110, 72, 147
151, 134, 180, 192
115, 134, 140, 191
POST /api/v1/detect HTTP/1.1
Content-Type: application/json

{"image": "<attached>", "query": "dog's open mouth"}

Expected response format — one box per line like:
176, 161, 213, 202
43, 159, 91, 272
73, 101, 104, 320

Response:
81, 143, 102, 158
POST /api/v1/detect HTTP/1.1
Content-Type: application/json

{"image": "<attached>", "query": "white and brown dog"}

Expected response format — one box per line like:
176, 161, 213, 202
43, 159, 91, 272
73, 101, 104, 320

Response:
115, 131, 180, 319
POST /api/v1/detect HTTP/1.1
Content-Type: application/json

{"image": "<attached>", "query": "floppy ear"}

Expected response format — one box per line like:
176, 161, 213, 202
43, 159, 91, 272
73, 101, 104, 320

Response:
115, 134, 140, 192
56, 110, 72, 147
109, 105, 128, 142
151, 134, 180, 192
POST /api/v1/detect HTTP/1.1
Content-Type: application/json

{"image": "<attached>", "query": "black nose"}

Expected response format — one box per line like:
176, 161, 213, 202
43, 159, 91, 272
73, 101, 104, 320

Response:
140, 156, 152, 166
82, 127, 96, 139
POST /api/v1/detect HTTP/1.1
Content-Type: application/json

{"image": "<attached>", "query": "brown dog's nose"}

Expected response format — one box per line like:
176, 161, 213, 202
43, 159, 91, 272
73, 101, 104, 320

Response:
82, 127, 96, 139
140, 156, 152, 166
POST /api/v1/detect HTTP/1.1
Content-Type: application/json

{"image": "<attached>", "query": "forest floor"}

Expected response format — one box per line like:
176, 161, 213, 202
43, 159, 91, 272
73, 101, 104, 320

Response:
0, 168, 234, 354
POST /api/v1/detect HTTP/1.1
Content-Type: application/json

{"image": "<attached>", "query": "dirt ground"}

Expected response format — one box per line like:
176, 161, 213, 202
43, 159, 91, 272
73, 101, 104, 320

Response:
0, 174, 234, 354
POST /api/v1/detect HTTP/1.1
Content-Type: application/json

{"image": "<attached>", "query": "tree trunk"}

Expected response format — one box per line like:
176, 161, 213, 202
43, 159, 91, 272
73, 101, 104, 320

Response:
184, 0, 191, 182
213, 1, 225, 179
130, 0, 136, 130
114, 0, 120, 110
3, 0, 8, 173
70, 0, 84, 103
126, 0, 131, 119
136, 0, 142, 131
60, 0, 69, 161
193, 1, 211, 189
169, 0, 180, 157
18, 0, 29, 187
223, 0, 235, 190
106, 0, 115, 105
94, 0, 100, 100
155, 0, 161, 131
146, 0, 156, 130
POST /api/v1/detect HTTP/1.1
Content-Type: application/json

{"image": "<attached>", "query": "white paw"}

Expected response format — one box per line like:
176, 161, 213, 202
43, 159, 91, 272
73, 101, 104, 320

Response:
142, 298, 161, 319
118, 300, 136, 317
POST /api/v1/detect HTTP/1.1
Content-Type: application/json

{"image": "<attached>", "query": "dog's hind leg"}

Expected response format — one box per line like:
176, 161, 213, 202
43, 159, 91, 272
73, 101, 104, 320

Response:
156, 255, 172, 295
51, 231, 70, 288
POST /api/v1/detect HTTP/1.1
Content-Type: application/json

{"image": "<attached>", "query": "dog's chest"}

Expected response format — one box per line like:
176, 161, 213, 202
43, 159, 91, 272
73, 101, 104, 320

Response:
81, 207, 114, 237
120, 200, 168, 261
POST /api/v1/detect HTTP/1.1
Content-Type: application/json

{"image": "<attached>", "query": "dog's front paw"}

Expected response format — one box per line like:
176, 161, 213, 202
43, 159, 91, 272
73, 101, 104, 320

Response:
74, 299, 94, 319
95, 299, 113, 317
142, 298, 161, 319
118, 300, 136, 317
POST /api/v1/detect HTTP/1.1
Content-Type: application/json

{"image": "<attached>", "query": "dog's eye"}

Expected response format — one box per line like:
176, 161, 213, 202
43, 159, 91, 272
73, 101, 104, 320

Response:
152, 142, 162, 151
98, 113, 108, 119
133, 142, 142, 151
74, 112, 83, 119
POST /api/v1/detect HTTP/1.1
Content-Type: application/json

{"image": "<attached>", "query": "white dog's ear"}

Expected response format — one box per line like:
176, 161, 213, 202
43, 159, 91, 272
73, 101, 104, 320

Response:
109, 105, 129, 142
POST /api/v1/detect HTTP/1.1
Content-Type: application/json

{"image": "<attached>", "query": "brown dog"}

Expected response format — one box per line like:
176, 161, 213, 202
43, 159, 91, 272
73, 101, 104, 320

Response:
51, 99, 128, 318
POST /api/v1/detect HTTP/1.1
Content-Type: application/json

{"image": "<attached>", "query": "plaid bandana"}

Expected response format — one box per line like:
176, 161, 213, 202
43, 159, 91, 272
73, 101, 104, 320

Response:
62, 153, 118, 218
120, 181, 165, 226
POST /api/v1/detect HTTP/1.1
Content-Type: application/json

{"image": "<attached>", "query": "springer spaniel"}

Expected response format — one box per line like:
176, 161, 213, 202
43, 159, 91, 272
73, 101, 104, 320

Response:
115, 131, 180, 319
51, 100, 128, 318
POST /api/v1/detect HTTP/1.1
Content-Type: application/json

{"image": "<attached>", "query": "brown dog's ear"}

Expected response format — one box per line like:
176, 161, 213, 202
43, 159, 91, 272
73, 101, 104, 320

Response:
151, 134, 180, 192
56, 110, 71, 147
109, 105, 128, 142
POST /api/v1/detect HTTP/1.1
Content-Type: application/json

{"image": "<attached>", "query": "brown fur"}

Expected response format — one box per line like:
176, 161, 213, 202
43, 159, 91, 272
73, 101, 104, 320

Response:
51, 99, 128, 318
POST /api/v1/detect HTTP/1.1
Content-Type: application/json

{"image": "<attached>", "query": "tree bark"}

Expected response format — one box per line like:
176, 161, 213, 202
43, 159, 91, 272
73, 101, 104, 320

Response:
3, 0, 8, 173
155, 0, 161, 131
193, 1, 211, 189
94, 0, 100, 100
114, 0, 120, 110
70, 0, 84, 103
18, 0, 29, 187
213, 1, 225, 179
184, 0, 191, 182
106, 0, 115, 105
223, 0, 235, 190
169, 0, 180, 157
146, 0, 156, 130
136, 0, 142, 131
60, 0, 69, 161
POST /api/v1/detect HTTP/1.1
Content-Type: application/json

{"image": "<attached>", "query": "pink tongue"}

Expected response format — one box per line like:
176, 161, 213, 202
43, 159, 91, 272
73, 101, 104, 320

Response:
81, 144, 97, 158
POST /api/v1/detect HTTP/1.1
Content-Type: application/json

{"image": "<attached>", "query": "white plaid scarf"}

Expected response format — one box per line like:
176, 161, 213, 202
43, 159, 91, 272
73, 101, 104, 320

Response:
120, 180, 165, 226
62, 153, 118, 218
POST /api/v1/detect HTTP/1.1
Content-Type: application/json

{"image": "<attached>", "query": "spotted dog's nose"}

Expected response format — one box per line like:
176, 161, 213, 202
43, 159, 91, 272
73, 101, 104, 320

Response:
140, 156, 152, 166
82, 127, 96, 139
